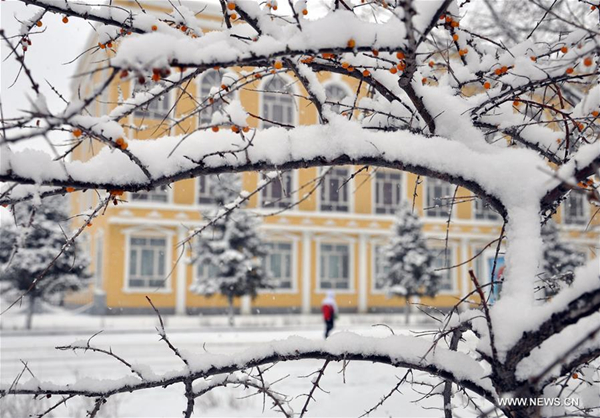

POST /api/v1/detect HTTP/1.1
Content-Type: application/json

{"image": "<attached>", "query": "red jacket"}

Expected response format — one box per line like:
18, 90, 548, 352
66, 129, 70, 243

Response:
322, 304, 334, 321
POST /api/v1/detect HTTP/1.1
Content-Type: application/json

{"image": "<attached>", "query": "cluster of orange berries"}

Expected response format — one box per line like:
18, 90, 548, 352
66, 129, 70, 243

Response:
578, 179, 595, 189
494, 65, 509, 76
115, 137, 129, 150
211, 125, 250, 133
265, 0, 278, 11
440, 14, 460, 28
388, 51, 406, 74
151, 67, 171, 82
21, 37, 32, 52
458, 48, 468, 57
98, 41, 113, 49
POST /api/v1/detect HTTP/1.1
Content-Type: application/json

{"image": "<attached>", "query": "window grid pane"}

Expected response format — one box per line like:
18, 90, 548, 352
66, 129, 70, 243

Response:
131, 186, 169, 203
262, 77, 294, 128
262, 171, 293, 208
374, 171, 402, 214
264, 242, 293, 289
128, 236, 167, 289
320, 243, 350, 290
325, 84, 348, 114
134, 93, 170, 120
320, 168, 350, 212
474, 198, 501, 221
199, 70, 223, 125
432, 248, 453, 291
564, 192, 587, 225
426, 178, 453, 218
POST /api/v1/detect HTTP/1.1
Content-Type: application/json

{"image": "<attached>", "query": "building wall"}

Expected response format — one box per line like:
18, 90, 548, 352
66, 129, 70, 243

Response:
68, 1, 600, 314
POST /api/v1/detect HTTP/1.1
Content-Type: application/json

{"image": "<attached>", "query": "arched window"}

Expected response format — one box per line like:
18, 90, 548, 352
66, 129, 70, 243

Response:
198, 70, 224, 125
325, 83, 349, 114
262, 77, 294, 128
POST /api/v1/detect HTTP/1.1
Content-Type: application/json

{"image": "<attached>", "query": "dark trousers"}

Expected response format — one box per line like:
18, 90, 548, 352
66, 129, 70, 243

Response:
325, 319, 334, 338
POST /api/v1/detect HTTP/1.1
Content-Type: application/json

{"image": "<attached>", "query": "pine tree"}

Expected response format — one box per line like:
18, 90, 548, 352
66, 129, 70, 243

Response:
540, 220, 586, 297
0, 195, 91, 329
191, 174, 275, 326
379, 202, 440, 324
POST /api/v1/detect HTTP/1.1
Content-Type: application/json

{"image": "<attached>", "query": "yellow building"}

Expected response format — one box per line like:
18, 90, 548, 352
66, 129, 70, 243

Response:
69, 1, 599, 315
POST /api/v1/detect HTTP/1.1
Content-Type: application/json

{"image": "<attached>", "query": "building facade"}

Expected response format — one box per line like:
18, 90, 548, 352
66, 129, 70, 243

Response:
69, 1, 600, 315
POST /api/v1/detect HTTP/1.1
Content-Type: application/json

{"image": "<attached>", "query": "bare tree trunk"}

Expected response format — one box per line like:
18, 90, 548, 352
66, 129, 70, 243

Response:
405, 295, 411, 325
227, 294, 234, 327
26, 295, 35, 330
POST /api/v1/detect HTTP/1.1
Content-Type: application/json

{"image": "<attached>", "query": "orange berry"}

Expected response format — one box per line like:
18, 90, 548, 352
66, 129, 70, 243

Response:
396, 51, 405, 60
591, 110, 599, 117
439, 14, 446, 20
429, 61, 434, 68
255, 73, 262, 79
220, 84, 227, 90
572, 373, 579, 379
560, 46, 568, 53
242, 126, 250, 133
106, 41, 113, 48
66, 187, 75, 193
397, 62, 406, 70
230, 13, 237, 20
232, 125, 240, 133
389, 67, 397, 74
98, 43, 106, 49
459, 49, 467, 56
372, 49, 379, 56
584, 56, 593, 67
452, 34, 459, 41
578, 123, 584, 131
274, 60, 283, 70
115, 137, 125, 147
362, 69, 370, 77
120, 141, 128, 150
530, 56, 537, 62
180, 25, 187, 32
227, 2, 236, 10
566, 67, 574, 74
484, 81, 491, 89
36, 21, 42, 27
494, 68, 502, 76
501, 66, 508, 73
347, 66, 354, 72
302, 9, 308, 15
73, 129, 82, 138
445, 16, 452, 23
208, 97, 215, 104
592, 5, 596, 10
513, 100, 521, 107
422, 77, 427, 84
152, 73, 160, 82
347, 38, 356, 48
151, 25, 158, 31
211, 126, 219, 132
341, 62, 349, 69
87, 223, 93, 228
451, 21, 459, 28
62, 16, 69, 24
272, 6, 277, 11
120, 70, 129, 79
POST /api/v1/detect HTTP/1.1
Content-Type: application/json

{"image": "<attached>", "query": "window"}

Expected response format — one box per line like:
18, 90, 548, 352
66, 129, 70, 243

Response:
261, 171, 293, 208
198, 175, 215, 205
325, 83, 349, 114
128, 237, 167, 288
373, 244, 388, 291
264, 242, 294, 290
374, 171, 402, 214
95, 236, 104, 290
133, 91, 171, 120
563, 192, 587, 225
319, 243, 351, 290
432, 248, 454, 292
473, 198, 501, 221
130, 186, 169, 203
426, 178, 453, 218
262, 77, 294, 128
320, 167, 351, 212
198, 70, 224, 125
196, 258, 219, 281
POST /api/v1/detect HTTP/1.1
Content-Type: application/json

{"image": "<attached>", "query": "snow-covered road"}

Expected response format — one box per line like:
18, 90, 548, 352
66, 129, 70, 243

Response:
1, 325, 472, 417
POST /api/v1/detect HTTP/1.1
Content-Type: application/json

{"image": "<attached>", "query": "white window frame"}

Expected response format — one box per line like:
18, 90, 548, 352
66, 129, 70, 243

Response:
128, 185, 173, 206
472, 198, 502, 222
259, 75, 298, 129
563, 191, 589, 227
323, 81, 352, 115
122, 226, 174, 293
425, 178, 455, 219
318, 167, 353, 213
430, 244, 458, 294
372, 170, 403, 215
261, 238, 299, 293
258, 171, 298, 210
196, 175, 216, 206
371, 242, 389, 294
316, 239, 355, 293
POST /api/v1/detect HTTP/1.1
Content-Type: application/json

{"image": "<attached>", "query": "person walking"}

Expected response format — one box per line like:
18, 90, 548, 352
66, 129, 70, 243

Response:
321, 291, 338, 338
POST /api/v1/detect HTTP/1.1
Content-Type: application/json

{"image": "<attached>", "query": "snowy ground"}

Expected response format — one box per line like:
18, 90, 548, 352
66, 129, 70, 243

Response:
0, 314, 483, 418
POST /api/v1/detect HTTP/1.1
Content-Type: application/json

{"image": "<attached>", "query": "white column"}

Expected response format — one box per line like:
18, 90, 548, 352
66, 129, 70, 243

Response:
175, 227, 187, 315
302, 232, 312, 314
358, 234, 368, 313
241, 295, 252, 315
